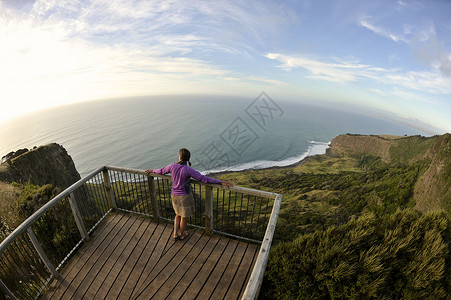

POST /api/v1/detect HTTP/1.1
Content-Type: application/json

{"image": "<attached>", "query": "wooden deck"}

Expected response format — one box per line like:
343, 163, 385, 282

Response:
42, 212, 259, 300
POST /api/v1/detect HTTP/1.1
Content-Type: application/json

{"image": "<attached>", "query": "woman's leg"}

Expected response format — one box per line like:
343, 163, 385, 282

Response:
180, 217, 188, 236
174, 215, 181, 238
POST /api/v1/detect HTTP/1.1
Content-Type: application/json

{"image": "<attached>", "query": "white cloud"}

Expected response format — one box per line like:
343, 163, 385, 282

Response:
0, 3, 237, 124
359, 17, 406, 43
265, 52, 451, 95
359, 15, 451, 81
265, 53, 372, 82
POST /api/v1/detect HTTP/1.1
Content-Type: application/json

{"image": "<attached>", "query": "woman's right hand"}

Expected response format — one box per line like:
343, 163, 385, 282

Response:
145, 169, 153, 175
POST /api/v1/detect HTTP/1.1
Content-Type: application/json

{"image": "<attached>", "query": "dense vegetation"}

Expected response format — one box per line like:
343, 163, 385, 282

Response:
219, 154, 428, 243
263, 209, 450, 299
217, 134, 451, 299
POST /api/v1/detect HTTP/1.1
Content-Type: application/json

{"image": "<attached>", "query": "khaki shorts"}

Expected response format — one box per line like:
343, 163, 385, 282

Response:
171, 193, 195, 218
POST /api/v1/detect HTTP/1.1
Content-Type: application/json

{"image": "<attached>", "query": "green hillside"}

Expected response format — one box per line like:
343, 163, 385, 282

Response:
1, 134, 450, 299
216, 133, 451, 299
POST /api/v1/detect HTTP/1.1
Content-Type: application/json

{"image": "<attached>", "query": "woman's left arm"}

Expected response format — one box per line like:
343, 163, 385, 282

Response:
189, 168, 233, 187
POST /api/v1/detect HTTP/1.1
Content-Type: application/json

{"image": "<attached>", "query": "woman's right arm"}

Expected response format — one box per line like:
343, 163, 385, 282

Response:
145, 164, 172, 175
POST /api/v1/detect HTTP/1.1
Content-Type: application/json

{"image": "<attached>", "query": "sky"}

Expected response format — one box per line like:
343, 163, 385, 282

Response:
0, 0, 450, 133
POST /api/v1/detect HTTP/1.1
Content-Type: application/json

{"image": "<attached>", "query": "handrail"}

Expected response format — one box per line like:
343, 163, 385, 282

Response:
0, 166, 104, 257
0, 165, 282, 300
241, 193, 282, 299
105, 165, 283, 299
105, 165, 280, 198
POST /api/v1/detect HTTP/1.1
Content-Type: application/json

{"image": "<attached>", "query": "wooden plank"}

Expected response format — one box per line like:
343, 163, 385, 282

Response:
129, 224, 173, 298
196, 239, 239, 299
133, 231, 202, 299
42, 213, 262, 300
43, 213, 125, 299
92, 219, 156, 299
179, 237, 229, 298
225, 243, 259, 300
161, 226, 179, 257
143, 232, 208, 299
211, 241, 248, 299
82, 217, 147, 299
238, 244, 259, 300
165, 235, 221, 300
118, 224, 170, 299
66, 215, 138, 299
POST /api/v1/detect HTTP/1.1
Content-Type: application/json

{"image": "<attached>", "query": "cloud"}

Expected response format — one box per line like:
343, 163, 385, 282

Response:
359, 17, 407, 43
0, 3, 241, 124
25, 0, 297, 58
0, 0, 302, 123
411, 35, 451, 79
265, 53, 374, 82
265, 52, 451, 95
358, 14, 451, 80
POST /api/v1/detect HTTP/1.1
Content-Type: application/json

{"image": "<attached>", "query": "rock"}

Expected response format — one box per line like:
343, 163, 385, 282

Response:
0, 143, 80, 190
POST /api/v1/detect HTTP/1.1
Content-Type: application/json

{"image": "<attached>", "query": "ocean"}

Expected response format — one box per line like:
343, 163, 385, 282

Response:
0, 95, 427, 177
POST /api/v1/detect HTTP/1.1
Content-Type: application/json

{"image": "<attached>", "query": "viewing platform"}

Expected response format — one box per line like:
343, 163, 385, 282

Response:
0, 166, 282, 299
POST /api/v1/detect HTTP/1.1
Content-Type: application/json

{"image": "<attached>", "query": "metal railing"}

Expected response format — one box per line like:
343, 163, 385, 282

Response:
0, 166, 281, 300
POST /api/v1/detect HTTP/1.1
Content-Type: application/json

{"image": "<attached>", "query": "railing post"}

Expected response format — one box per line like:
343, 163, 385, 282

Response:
0, 278, 17, 300
27, 227, 59, 279
147, 176, 159, 222
69, 192, 90, 242
102, 168, 117, 210
205, 186, 213, 235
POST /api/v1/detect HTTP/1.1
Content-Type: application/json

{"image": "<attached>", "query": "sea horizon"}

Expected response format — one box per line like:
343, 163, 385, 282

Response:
0, 95, 431, 177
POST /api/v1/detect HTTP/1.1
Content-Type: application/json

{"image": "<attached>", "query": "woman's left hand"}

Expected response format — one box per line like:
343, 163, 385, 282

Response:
145, 169, 153, 175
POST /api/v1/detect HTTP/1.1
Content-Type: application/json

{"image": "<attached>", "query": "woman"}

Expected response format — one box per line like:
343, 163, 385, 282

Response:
145, 148, 233, 241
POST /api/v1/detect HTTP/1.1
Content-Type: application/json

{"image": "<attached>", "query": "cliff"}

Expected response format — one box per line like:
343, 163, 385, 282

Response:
329, 133, 451, 212
0, 143, 81, 237
0, 143, 80, 190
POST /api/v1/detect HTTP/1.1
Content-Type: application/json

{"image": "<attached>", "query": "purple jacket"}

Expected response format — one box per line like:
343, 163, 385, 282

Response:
152, 163, 222, 195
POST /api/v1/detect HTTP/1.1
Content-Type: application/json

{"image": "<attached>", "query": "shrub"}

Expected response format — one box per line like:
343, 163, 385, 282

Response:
262, 209, 450, 299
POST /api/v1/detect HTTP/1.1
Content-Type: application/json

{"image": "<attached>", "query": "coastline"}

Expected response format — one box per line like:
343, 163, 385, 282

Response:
206, 153, 314, 176
205, 141, 330, 176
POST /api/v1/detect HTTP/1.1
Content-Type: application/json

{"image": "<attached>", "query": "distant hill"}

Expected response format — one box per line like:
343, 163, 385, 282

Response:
329, 133, 451, 212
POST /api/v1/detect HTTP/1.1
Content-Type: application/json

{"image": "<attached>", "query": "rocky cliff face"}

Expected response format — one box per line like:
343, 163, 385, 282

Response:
0, 143, 80, 190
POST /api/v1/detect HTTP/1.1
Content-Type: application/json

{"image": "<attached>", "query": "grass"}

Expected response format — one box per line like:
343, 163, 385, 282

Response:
294, 155, 362, 174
